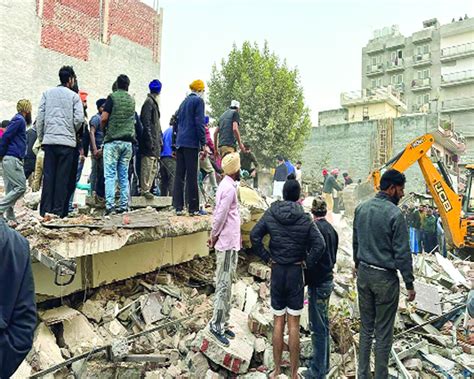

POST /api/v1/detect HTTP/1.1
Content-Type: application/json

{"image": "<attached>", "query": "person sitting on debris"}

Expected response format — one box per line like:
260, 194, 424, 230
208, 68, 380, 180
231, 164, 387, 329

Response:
0, 100, 32, 225
353, 169, 416, 379
139, 79, 162, 200
172, 80, 207, 216
272, 155, 288, 199
101, 74, 136, 215
304, 196, 338, 379
208, 152, 241, 347
251, 174, 325, 379
0, 217, 37, 378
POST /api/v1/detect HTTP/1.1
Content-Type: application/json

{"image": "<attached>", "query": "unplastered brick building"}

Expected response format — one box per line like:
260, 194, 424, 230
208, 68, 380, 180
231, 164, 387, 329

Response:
0, 0, 163, 120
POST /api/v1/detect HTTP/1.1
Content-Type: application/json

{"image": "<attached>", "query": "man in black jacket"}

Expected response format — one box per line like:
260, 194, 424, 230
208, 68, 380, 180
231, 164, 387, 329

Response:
353, 169, 416, 379
0, 219, 37, 377
251, 175, 325, 379
305, 196, 338, 379
139, 79, 162, 199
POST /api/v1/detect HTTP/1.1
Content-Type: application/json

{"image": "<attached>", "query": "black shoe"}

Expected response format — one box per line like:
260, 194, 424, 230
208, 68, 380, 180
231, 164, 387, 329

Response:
224, 329, 235, 340
210, 329, 230, 347
117, 208, 128, 214
105, 208, 116, 216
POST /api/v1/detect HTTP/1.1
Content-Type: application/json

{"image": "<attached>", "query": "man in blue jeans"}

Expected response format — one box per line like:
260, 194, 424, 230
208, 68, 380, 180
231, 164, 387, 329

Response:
304, 196, 338, 379
101, 75, 135, 215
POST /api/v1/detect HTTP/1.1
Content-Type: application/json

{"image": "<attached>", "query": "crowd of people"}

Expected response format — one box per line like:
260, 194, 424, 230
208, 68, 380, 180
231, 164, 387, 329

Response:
1, 66, 421, 379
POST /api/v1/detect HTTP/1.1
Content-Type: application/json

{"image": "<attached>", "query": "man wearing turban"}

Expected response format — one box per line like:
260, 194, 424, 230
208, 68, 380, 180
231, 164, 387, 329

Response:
208, 152, 241, 346
172, 80, 207, 216
0, 99, 32, 224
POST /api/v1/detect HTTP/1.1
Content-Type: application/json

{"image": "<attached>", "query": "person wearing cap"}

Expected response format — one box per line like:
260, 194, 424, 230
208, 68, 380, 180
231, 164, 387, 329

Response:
172, 80, 207, 216
322, 168, 342, 221
272, 155, 288, 199
37, 66, 84, 218
139, 79, 162, 199
214, 100, 246, 158
304, 196, 339, 379
251, 174, 326, 379
353, 169, 416, 378
89, 98, 107, 201
0, 99, 32, 223
208, 152, 241, 346
342, 172, 353, 186
101, 74, 136, 215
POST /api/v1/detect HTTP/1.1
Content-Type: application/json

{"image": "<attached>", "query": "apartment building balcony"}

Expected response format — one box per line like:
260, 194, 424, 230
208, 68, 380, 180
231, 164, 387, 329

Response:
441, 69, 474, 87
366, 63, 384, 76
412, 52, 432, 67
441, 42, 474, 62
411, 103, 430, 113
340, 85, 407, 110
386, 59, 404, 73
440, 97, 474, 113
411, 77, 431, 91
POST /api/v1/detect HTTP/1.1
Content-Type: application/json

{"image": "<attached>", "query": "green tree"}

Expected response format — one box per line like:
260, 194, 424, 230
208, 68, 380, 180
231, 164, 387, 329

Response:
208, 41, 312, 167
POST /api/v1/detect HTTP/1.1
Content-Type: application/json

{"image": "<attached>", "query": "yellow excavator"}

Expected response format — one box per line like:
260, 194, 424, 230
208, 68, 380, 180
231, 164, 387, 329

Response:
364, 133, 474, 253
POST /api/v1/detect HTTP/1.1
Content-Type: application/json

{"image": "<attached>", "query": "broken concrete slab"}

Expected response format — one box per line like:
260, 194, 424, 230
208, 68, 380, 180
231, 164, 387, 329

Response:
414, 282, 442, 316
193, 308, 256, 374
232, 280, 248, 311
141, 292, 165, 324
435, 253, 468, 287
39, 305, 81, 325
80, 299, 106, 323
185, 351, 210, 378
11, 359, 32, 379
244, 286, 259, 314
62, 313, 104, 355
403, 358, 423, 371
130, 196, 172, 209
29, 322, 64, 371
248, 262, 271, 280
248, 304, 273, 337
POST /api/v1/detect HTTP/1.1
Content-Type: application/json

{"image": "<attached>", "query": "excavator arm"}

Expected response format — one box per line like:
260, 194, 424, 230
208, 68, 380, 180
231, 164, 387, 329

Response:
371, 134, 467, 249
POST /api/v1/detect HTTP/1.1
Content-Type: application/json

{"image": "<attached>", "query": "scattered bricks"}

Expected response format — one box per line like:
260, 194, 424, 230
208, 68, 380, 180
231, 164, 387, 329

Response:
248, 262, 271, 280
192, 309, 255, 374
403, 358, 423, 371
248, 304, 273, 337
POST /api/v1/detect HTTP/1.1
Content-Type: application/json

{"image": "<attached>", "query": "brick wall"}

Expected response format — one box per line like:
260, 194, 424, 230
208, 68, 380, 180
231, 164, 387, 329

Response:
302, 114, 437, 193
0, 0, 162, 121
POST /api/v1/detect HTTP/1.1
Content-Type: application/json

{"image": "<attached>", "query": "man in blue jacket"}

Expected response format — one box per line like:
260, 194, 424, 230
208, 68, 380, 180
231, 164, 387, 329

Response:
0, 100, 32, 224
0, 217, 37, 378
172, 80, 207, 216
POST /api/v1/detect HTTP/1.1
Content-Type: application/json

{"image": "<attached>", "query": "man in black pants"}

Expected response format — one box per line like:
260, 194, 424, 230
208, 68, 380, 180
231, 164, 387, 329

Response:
36, 66, 84, 217
251, 175, 325, 379
172, 80, 206, 216
353, 169, 416, 378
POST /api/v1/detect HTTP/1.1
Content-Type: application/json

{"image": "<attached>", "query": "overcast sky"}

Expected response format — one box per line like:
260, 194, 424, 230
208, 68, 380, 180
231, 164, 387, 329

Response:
143, 0, 472, 126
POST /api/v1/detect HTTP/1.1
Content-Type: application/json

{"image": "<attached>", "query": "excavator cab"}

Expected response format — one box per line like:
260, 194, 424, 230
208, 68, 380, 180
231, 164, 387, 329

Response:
462, 164, 474, 218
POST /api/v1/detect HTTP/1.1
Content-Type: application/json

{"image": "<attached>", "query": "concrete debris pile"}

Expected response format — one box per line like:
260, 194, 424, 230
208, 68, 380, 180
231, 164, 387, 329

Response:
14, 213, 473, 378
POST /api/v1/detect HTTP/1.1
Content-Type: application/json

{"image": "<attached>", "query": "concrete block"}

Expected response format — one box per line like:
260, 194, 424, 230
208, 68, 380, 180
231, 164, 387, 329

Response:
185, 351, 210, 378
193, 308, 256, 374
80, 299, 105, 323
248, 304, 273, 337
403, 358, 422, 371
62, 314, 104, 355
30, 323, 64, 371
244, 286, 259, 314
130, 196, 172, 208
248, 262, 271, 280
232, 280, 248, 311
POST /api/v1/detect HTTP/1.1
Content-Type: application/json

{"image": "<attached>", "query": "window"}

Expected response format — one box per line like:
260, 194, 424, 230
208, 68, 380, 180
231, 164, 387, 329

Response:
371, 55, 383, 66
391, 50, 403, 62
391, 74, 403, 84
416, 44, 430, 55
371, 78, 383, 88
417, 93, 430, 105
417, 69, 430, 79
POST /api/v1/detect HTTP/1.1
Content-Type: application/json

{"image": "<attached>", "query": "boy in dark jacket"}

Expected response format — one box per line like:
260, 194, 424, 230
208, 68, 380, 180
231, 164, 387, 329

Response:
0, 100, 32, 224
251, 174, 325, 379
139, 79, 162, 199
0, 218, 37, 378
305, 196, 338, 379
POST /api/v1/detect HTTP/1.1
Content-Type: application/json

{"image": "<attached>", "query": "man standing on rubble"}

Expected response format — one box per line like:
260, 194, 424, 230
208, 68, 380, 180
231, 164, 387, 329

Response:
214, 100, 246, 158
101, 74, 136, 215
208, 152, 241, 347
37, 66, 84, 218
353, 169, 416, 379
305, 196, 338, 379
173, 80, 207, 216
139, 79, 162, 199
89, 98, 107, 202
0, 217, 36, 378
322, 168, 342, 222
0, 100, 32, 225
251, 174, 326, 379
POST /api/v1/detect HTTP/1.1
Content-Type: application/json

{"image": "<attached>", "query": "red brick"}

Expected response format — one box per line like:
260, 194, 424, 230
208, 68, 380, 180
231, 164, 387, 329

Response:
200, 338, 209, 353
40, 24, 89, 61
59, 0, 100, 18
223, 353, 232, 368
